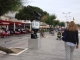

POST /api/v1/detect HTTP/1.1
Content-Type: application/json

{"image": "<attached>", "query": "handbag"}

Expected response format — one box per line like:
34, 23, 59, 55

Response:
62, 30, 67, 41
62, 33, 66, 41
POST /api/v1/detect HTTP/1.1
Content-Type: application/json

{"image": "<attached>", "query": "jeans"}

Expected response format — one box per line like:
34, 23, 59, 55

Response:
65, 42, 75, 60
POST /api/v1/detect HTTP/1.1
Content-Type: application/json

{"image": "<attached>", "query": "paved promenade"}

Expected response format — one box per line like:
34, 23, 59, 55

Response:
0, 32, 80, 60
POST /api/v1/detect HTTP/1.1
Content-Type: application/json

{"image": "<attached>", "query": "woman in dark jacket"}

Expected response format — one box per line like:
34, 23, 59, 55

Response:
62, 21, 79, 60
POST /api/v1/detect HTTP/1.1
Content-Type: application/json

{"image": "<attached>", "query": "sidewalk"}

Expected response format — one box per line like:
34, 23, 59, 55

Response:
0, 32, 80, 60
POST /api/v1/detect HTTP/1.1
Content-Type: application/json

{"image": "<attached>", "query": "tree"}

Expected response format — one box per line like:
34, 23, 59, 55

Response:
59, 22, 65, 26
15, 5, 49, 21
0, 0, 23, 16
53, 20, 59, 26
44, 15, 56, 26
0, 0, 25, 54
41, 15, 48, 22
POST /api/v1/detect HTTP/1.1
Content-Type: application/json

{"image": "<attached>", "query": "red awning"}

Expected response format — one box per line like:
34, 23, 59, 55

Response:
0, 20, 12, 25
15, 22, 25, 25
0, 20, 25, 25
0, 22, 10, 25
0, 21, 10, 25
17, 23, 22, 25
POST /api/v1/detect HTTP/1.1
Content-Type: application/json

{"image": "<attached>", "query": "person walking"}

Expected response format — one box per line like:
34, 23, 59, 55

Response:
62, 21, 79, 60
40, 29, 44, 37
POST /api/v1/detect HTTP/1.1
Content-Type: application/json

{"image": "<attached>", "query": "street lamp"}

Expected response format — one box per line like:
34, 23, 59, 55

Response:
62, 12, 71, 21
62, 12, 71, 27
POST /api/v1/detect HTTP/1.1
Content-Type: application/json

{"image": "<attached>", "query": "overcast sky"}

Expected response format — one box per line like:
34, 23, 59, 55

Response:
24, 0, 80, 24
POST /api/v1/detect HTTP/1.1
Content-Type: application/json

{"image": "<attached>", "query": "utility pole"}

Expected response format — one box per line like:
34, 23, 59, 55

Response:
62, 12, 71, 27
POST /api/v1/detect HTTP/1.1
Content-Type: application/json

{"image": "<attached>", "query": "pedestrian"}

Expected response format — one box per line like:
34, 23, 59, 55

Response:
58, 26, 62, 31
62, 21, 79, 60
40, 29, 44, 37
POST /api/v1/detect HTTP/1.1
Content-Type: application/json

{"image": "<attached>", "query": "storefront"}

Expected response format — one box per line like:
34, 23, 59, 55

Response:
0, 20, 25, 31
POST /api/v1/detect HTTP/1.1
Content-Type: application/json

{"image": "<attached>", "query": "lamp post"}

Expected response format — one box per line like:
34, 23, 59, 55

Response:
62, 12, 71, 27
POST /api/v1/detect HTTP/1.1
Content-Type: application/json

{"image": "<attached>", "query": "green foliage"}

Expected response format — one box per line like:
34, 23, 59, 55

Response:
43, 11, 49, 15
15, 5, 49, 21
53, 20, 59, 26
44, 15, 56, 25
0, 0, 23, 16
59, 22, 65, 26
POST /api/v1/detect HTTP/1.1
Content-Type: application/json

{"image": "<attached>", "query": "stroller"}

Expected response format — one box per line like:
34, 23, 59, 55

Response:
56, 31, 62, 40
